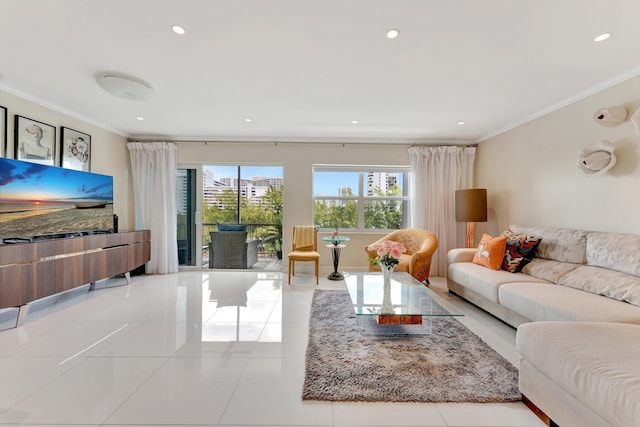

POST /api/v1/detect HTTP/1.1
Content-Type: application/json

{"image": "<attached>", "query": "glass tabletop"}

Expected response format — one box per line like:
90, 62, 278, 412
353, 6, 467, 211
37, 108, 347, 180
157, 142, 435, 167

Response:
322, 236, 350, 245
345, 272, 463, 317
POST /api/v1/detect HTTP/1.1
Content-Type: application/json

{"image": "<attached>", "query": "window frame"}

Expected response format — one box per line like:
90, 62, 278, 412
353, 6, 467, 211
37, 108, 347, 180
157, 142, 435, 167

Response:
313, 165, 410, 232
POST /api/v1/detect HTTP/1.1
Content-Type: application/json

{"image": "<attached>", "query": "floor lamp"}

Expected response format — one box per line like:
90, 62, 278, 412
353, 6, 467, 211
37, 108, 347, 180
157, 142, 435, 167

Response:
455, 189, 488, 248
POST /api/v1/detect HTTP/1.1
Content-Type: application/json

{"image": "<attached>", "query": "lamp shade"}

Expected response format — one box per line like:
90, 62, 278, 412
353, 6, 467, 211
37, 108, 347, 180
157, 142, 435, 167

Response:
455, 189, 487, 222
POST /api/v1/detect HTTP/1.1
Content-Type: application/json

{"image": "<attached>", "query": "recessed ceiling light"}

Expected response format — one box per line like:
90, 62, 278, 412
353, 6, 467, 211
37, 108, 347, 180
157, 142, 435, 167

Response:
594, 33, 611, 42
386, 29, 399, 39
136, 117, 144, 121
351, 120, 359, 124
172, 25, 186, 35
457, 121, 465, 126
245, 118, 252, 123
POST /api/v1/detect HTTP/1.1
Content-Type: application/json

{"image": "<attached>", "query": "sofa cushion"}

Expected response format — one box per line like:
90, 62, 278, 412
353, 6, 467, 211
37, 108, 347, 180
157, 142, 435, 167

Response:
557, 265, 640, 307
516, 322, 640, 427
218, 223, 247, 231
500, 232, 542, 273
448, 262, 549, 303
586, 231, 640, 277
520, 258, 581, 283
508, 225, 588, 264
472, 233, 507, 270
499, 282, 640, 323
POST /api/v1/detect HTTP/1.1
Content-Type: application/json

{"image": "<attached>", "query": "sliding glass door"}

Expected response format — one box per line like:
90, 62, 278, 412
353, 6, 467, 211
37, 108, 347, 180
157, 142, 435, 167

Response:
176, 164, 283, 269
202, 164, 283, 267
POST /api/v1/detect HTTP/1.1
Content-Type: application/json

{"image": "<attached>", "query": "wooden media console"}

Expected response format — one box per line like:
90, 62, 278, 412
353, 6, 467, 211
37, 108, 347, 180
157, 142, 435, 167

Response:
0, 230, 150, 326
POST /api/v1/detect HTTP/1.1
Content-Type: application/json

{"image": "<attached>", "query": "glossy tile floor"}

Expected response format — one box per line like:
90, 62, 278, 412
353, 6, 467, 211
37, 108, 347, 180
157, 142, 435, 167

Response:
0, 270, 546, 427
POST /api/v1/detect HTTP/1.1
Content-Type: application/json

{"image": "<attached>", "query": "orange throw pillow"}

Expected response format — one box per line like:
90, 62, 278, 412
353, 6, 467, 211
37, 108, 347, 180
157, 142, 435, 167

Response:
472, 234, 508, 270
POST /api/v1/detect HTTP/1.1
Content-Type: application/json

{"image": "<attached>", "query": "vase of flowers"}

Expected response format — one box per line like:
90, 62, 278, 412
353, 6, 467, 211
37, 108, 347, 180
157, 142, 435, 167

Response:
367, 240, 406, 294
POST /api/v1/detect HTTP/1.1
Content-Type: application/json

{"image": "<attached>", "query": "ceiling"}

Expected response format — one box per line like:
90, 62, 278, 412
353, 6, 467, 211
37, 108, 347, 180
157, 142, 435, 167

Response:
1, 0, 640, 144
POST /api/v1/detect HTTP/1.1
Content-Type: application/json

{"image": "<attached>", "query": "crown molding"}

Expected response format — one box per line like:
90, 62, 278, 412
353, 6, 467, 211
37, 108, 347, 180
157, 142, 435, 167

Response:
477, 66, 640, 142
0, 84, 127, 137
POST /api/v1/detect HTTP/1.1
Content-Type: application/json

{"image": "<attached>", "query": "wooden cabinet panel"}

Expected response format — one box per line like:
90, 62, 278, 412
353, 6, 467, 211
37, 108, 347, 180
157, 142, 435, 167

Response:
0, 231, 150, 309
0, 264, 35, 306
126, 241, 151, 271
0, 243, 36, 266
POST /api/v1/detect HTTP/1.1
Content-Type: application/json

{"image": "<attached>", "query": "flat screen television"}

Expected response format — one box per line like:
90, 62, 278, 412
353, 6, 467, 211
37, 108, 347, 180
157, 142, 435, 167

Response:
0, 157, 114, 243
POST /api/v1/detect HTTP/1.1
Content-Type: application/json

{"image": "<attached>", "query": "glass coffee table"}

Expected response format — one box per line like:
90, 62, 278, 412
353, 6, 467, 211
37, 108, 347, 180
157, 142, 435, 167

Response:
345, 271, 463, 334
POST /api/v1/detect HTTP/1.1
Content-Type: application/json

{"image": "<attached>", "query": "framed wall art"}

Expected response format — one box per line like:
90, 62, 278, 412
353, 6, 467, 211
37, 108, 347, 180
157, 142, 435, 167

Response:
61, 127, 91, 171
0, 106, 6, 157
14, 115, 56, 166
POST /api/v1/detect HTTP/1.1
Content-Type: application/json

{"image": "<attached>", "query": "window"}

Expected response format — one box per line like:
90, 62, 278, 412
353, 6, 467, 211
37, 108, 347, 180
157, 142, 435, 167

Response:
313, 165, 410, 231
202, 165, 284, 260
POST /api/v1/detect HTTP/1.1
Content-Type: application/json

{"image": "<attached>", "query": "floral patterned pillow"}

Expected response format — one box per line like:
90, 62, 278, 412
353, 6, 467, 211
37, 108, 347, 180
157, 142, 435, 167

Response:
501, 231, 542, 273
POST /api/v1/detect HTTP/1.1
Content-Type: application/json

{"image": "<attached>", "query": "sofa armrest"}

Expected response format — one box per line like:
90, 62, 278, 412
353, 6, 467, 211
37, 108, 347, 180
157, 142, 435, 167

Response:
246, 239, 259, 268
447, 248, 476, 264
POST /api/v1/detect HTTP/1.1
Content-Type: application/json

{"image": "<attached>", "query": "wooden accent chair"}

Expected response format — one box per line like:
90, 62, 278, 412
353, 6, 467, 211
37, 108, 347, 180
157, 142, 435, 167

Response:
287, 226, 320, 285
365, 228, 438, 283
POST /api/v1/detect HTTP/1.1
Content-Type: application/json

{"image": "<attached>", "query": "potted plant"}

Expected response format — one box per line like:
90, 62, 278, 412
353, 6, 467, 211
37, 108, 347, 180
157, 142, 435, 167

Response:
263, 215, 282, 258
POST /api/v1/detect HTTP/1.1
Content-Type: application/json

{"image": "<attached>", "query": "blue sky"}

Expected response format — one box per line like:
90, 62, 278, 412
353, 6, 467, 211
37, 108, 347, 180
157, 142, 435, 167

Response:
203, 165, 401, 197
205, 165, 283, 181
0, 158, 113, 202
314, 171, 359, 196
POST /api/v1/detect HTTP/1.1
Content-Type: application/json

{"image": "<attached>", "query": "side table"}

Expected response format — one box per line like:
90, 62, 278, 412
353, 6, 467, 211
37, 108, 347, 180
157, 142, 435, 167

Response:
322, 236, 350, 280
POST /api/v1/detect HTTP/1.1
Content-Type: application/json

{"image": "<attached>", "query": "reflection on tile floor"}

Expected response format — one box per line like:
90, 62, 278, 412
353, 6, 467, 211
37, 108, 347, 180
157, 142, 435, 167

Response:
0, 271, 545, 427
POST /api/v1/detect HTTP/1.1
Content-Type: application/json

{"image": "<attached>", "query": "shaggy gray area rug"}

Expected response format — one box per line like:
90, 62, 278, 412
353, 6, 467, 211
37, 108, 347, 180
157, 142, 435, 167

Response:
302, 289, 521, 403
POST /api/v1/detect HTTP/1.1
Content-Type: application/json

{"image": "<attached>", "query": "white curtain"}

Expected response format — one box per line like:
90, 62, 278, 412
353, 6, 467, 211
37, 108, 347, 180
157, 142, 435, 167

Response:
127, 142, 179, 274
409, 145, 476, 277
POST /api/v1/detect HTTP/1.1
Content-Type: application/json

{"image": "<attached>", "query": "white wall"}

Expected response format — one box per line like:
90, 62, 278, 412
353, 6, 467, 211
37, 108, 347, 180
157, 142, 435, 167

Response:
177, 142, 412, 272
475, 75, 640, 237
0, 90, 133, 230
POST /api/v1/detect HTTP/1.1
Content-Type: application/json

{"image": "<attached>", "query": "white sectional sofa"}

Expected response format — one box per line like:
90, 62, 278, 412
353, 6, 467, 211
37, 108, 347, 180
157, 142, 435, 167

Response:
447, 225, 640, 427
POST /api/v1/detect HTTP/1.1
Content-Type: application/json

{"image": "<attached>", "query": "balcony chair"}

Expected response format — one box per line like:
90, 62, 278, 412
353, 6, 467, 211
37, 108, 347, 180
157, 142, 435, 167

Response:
287, 225, 320, 285
209, 225, 258, 269
364, 228, 438, 284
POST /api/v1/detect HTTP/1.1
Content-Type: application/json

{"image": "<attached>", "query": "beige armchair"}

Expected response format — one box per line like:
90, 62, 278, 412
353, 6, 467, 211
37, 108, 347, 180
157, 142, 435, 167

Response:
287, 225, 320, 285
365, 228, 438, 283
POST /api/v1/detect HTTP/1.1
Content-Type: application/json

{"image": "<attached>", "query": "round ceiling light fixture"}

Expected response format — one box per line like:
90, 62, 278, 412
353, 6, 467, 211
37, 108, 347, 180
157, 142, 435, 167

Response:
172, 25, 186, 35
594, 33, 611, 42
386, 28, 399, 39
96, 74, 152, 101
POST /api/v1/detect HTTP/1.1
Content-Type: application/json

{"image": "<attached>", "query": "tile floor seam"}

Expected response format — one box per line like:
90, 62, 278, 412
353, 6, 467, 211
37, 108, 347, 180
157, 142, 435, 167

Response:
215, 366, 253, 426
0, 354, 93, 419
99, 355, 173, 426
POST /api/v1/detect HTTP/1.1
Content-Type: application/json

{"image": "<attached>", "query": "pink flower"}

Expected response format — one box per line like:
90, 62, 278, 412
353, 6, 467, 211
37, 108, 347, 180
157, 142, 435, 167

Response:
368, 239, 406, 268
390, 247, 403, 259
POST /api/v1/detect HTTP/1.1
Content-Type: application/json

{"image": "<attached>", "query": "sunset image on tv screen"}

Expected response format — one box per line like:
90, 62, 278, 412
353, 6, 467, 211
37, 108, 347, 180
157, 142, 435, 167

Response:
0, 158, 114, 240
